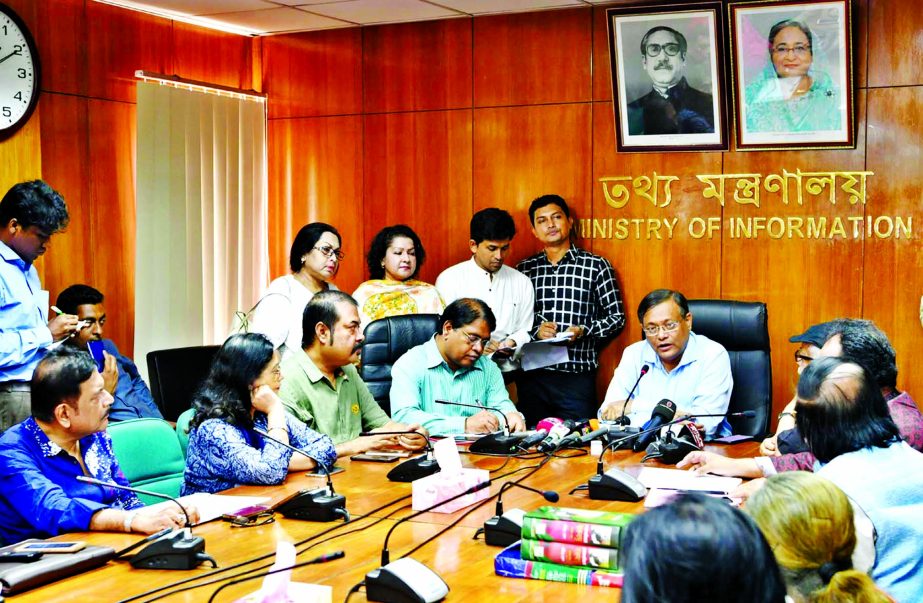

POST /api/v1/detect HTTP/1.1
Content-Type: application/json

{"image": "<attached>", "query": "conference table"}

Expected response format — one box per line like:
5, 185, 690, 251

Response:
11, 439, 760, 602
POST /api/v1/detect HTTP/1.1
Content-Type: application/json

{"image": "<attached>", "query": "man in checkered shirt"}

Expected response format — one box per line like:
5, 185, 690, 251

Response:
516, 194, 626, 425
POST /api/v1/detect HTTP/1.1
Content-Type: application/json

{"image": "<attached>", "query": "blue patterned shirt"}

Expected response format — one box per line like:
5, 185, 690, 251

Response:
0, 417, 143, 545
182, 412, 336, 495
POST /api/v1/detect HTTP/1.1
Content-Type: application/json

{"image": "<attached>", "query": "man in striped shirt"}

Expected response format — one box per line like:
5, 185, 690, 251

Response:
517, 195, 626, 425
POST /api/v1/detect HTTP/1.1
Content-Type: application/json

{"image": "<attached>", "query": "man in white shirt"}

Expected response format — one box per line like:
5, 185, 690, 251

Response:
435, 208, 534, 381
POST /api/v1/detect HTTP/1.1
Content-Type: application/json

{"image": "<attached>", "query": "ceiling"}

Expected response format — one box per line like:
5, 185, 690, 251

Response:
93, 0, 616, 36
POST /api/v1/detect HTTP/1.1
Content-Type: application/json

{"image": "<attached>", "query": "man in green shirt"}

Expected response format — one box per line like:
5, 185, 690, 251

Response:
390, 298, 527, 436
280, 290, 427, 457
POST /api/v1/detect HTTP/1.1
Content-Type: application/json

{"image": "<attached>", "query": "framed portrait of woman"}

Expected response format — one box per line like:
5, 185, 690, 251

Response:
729, 0, 854, 151
607, 2, 728, 153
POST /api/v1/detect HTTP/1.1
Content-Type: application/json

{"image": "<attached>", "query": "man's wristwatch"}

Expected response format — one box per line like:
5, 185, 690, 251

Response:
777, 410, 796, 422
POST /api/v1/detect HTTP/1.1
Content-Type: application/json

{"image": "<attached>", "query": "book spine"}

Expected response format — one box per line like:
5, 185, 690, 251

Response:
520, 539, 620, 571
520, 517, 620, 548
495, 549, 622, 587
525, 505, 635, 528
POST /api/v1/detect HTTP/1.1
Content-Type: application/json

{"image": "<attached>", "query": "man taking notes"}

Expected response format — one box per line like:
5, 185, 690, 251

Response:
599, 289, 732, 438
390, 298, 526, 436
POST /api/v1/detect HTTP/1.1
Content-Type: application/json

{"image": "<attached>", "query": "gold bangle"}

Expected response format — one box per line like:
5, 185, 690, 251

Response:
777, 411, 796, 422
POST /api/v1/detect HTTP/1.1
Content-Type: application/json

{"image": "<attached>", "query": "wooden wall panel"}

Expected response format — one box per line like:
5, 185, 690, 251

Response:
867, 0, 923, 87
721, 91, 868, 416
362, 110, 473, 285
592, 6, 613, 102
85, 3, 173, 104
473, 9, 592, 107
268, 116, 364, 292
363, 19, 472, 113
39, 93, 91, 304
35, 0, 87, 96
473, 103, 592, 266
864, 87, 923, 402
262, 29, 362, 119
590, 101, 724, 397
172, 22, 254, 90
0, 117, 42, 199
87, 100, 137, 355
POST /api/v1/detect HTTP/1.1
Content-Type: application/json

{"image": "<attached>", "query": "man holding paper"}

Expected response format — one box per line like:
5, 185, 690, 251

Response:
390, 298, 526, 436
599, 289, 732, 439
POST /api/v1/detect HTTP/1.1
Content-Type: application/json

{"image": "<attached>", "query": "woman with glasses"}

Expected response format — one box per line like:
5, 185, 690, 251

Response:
182, 333, 336, 495
745, 19, 841, 133
352, 225, 444, 331
249, 222, 342, 360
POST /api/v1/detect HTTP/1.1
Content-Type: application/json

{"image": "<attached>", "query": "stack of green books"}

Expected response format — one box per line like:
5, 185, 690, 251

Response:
493, 505, 635, 587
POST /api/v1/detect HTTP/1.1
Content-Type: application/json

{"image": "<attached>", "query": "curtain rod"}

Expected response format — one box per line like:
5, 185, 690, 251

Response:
135, 71, 266, 102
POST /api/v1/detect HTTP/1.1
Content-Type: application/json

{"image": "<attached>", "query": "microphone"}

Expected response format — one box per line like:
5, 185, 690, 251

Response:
207, 550, 345, 602
483, 481, 559, 547
434, 399, 527, 454
633, 399, 677, 452
615, 364, 649, 426
254, 428, 349, 522
536, 419, 590, 453
357, 430, 440, 482
75, 476, 216, 570
517, 417, 562, 450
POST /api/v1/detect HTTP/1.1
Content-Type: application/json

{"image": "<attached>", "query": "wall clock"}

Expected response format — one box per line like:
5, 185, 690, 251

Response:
0, 2, 40, 141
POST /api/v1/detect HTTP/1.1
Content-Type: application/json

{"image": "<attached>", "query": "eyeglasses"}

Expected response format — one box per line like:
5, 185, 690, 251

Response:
459, 330, 491, 350
313, 245, 345, 261
771, 44, 811, 57
643, 321, 681, 337
794, 352, 815, 365
644, 43, 681, 58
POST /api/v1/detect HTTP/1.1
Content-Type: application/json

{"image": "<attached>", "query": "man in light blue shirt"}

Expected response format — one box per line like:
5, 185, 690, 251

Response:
0, 180, 76, 432
390, 298, 527, 436
599, 289, 732, 438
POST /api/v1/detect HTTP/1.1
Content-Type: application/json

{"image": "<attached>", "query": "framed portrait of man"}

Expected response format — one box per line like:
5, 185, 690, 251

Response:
729, 0, 854, 150
607, 2, 728, 153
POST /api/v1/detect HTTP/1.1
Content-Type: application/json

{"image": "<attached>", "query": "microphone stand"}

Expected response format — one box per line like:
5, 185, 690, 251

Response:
435, 399, 527, 454
614, 364, 649, 426
483, 481, 559, 548
75, 476, 216, 570
357, 430, 440, 482
254, 428, 349, 523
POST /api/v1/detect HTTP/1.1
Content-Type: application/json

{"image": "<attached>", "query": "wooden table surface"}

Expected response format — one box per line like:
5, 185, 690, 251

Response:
10, 440, 760, 602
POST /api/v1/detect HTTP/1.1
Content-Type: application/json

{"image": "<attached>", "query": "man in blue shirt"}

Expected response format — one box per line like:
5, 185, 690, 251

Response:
0, 180, 78, 432
599, 289, 732, 438
390, 298, 527, 436
55, 284, 163, 422
0, 347, 196, 545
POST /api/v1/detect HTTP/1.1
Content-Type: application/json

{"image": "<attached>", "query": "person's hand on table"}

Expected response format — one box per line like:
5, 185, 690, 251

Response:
465, 410, 500, 433
759, 434, 781, 456
505, 411, 526, 433
730, 477, 767, 504
132, 503, 200, 532
599, 399, 630, 421
397, 424, 429, 450
676, 451, 761, 478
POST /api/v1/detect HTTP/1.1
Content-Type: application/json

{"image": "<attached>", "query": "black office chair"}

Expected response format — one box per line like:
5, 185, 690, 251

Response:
359, 314, 441, 416
686, 299, 772, 437
146, 345, 220, 422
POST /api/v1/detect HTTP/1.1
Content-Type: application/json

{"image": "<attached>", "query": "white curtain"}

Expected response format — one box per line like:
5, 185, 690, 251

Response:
134, 81, 268, 366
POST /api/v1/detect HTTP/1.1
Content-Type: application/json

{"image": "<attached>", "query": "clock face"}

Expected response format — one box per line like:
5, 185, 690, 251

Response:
0, 5, 39, 140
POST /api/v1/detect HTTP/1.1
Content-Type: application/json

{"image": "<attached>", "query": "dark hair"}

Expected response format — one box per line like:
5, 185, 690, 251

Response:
31, 347, 96, 423
640, 26, 688, 59
189, 333, 276, 431
0, 180, 69, 234
768, 19, 813, 52
470, 208, 516, 244
796, 357, 901, 464
302, 290, 358, 348
289, 222, 341, 273
528, 194, 570, 225
56, 284, 104, 315
365, 224, 426, 280
825, 318, 897, 389
637, 289, 689, 323
621, 493, 787, 603
440, 298, 496, 334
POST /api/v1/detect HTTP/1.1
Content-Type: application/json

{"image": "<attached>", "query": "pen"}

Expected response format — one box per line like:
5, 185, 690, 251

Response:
50, 305, 65, 315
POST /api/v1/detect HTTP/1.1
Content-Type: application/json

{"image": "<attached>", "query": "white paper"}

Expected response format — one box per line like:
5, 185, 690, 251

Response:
520, 338, 570, 371
432, 436, 463, 474
637, 467, 742, 494
145, 492, 271, 524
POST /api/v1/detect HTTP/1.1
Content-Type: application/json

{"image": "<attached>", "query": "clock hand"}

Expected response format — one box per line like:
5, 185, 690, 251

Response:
0, 51, 18, 65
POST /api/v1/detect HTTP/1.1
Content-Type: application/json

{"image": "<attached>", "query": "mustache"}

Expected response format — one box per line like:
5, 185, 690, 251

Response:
654, 61, 673, 70
352, 340, 366, 354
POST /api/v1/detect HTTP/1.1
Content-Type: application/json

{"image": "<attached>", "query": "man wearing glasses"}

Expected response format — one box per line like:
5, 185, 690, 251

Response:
599, 289, 732, 438
626, 26, 715, 136
390, 298, 526, 436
